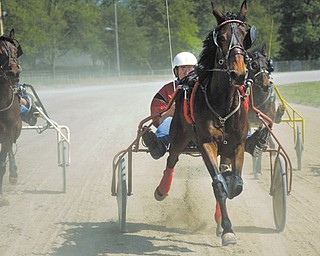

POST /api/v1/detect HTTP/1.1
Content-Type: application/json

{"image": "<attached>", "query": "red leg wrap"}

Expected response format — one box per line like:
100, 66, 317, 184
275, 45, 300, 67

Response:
158, 167, 174, 195
214, 201, 222, 223
214, 201, 229, 223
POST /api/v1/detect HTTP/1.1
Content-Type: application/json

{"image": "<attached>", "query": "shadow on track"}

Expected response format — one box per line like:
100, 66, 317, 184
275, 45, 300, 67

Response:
51, 221, 216, 256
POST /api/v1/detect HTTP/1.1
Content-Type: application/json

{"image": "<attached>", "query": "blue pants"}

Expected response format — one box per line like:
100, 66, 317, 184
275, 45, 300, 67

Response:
155, 116, 172, 148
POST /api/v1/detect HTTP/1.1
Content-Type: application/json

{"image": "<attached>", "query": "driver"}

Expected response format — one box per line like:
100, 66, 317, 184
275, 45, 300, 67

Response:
142, 52, 197, 159
17, 83, 37, 126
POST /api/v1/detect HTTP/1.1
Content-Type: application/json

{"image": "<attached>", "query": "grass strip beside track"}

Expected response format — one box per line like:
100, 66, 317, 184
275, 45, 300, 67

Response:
276, 81, 320, 107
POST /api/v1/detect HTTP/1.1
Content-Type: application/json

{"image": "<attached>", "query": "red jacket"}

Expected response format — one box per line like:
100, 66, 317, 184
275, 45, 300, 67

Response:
150, 81, 176, 127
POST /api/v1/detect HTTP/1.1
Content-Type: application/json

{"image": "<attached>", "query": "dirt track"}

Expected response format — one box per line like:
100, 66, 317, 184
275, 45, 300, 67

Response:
0, 73, 319, 256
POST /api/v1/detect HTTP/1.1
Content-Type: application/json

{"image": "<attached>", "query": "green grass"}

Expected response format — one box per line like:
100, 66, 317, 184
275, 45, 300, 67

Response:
276, 82, 320, 107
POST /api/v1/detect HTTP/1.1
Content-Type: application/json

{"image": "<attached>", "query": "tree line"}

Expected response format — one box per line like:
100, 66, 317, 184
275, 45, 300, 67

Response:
2, 0, 320, 75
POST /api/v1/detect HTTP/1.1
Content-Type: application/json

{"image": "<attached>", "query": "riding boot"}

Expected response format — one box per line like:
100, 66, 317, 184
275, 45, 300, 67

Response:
245, 126, 269, 157
142, 127, 166, 159
26, 105, 38, 126
158, 167, 174, 196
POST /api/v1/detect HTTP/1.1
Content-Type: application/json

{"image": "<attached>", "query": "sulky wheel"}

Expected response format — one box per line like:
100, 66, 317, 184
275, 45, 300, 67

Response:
117, 157, 127, 232
61, 141, 68, 193
272, 154, 287, 232
295, 125, 303, 170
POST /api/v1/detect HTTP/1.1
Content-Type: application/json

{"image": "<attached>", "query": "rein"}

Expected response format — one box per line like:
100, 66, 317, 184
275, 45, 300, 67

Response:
251, 63, 272, 108
254, 84, 272, 108
0, 83, 17, 112
205, 68, 230, 73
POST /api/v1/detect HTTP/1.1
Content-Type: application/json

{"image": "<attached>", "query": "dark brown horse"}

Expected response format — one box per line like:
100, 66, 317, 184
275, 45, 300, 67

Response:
247, 45, 276, 125
0, 29, 23, 205
154, 1, 255, 245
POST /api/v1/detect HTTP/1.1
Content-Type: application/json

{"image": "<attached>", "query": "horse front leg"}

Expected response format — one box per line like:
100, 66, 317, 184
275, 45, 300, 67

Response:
8, 148, 18, 185
233, 143, 245, 178
201, 142, 236, 245
0, 143, 10, 206
215, 156, 232, 237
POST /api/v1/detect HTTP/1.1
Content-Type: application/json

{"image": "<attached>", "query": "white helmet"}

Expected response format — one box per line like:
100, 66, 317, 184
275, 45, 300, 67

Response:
172, 52, 197, 77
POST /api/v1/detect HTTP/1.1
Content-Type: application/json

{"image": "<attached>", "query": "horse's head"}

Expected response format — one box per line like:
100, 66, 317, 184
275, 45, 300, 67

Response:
211, 0, 255, 86
248, 45, 273, 92
0, 29, 23, 84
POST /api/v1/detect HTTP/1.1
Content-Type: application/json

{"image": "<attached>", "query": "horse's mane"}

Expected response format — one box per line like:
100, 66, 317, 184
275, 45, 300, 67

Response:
249, 48, 267, 59
197, 11, 246, 83
223, 12, 246, 22
0, 36, 15, 44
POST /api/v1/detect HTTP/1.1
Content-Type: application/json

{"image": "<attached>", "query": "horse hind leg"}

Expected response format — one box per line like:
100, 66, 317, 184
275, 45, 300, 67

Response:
215, 201, 223, 237
154, 150, 179, 201
8, 148, 18, 185
0, 161, 6, 194
154, 166, 174, 201
154, 134, 188, 201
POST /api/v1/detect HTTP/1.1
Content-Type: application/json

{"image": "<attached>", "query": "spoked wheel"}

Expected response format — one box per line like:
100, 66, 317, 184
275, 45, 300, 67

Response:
272, 154, 287, 232
117, 157, 127, 232
58, 140, 68, 193
295, 126, 303, 170
252, 155, 262, 179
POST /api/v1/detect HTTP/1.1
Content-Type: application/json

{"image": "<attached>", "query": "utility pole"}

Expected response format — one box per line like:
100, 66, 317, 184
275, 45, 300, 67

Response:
0, 2, 4, 35
114, 1, 120, 76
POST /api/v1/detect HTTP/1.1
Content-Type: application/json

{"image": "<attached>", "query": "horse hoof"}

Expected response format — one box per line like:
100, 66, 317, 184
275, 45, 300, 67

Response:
222, 232, 237, 246
216, 223, 223, 237
154, 186, 167, 201
254, 173, 261, 180
9, 176, 18, 185
0, 196, 9, 207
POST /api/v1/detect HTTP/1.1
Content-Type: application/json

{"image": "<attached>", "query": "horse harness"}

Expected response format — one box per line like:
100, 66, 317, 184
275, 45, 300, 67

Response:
179, 19, 256, 147
181, 79, 249, 127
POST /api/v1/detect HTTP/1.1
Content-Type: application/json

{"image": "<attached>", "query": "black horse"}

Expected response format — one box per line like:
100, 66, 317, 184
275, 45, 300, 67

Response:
154, 1, 255, 245
247, 45, 277, 125
247, 45, 284, 178
0, 29, 23, 206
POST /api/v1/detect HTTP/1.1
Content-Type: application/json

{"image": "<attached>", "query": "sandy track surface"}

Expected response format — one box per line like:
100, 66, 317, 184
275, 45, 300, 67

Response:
0, 74, 319, 256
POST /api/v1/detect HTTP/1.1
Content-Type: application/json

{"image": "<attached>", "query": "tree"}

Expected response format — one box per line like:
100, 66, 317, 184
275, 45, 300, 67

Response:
128, 0, 201, 70
63, 1, 102, 66
3, 0, 102, 75
2, 0, 52, 68
275, 0, 320, 60
1, 0, 319, 77
247, 0, 281, 59
98, 1, 150, 74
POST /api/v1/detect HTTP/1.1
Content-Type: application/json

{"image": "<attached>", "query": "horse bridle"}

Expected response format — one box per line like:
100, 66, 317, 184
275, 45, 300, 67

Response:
247, 52, 276, 108
249, 52, 271, 90
198, 20, 249, 127
0, 38, 21, 112
210, 19, 250, 74
0, 38, 22, 82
